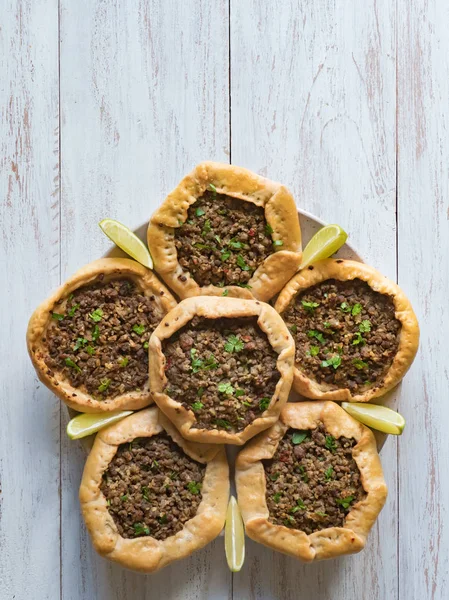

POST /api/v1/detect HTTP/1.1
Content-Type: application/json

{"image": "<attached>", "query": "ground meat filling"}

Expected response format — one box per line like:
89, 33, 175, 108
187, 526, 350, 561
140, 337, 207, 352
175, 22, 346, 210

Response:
163, 316, 280, 432
175, 190, 276, 288
100, 433, 205, 540
44, 278, 164, 399
264, 424, 365, 533
283, 278, 401, 394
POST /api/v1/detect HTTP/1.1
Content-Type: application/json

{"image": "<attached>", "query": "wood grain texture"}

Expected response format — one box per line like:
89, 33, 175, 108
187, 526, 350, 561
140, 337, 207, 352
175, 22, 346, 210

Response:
59, 1, 230, 598
231, 2, 398, 599
0, 1, 60, 599
397, 1, 449, 598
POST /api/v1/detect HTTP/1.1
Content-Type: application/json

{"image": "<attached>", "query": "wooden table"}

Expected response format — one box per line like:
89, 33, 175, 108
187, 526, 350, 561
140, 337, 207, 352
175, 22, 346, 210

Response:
1, 1, 447, 598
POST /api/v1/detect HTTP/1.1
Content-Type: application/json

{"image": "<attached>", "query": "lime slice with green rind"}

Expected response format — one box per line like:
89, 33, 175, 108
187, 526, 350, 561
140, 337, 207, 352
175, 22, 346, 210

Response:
342, 402, 405, 435
300, 224, 348, 269
67, 410, 133, 440
99, 219, 153, 269
225, 496, 245, 572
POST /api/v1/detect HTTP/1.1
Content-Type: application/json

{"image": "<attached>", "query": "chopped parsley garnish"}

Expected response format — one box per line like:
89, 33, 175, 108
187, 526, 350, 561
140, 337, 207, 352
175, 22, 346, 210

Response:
92, 324, 100, 342
120, 494, 128, 502
132, 324, 146, 335
89, 308, 103, 322
214, 234, 221, 244
65, 358, 81, 373
352, 332, 365, 345
259, 397, 271, 411
325, 466, 334, 481
272, 240, 284, 247
336, 495, 355, 510
187, 481, 202, 494
315, 511, 327, 517
209, 183, 217, 194
143, 341, 149, 350
218, 382, 235, 395
298, 465, 309, 482
229, 237, 244, 249
191, 401, 203, 412
307, 345, 320, 357
142, 486, 150, 501
52, 312, 64, 321
221, 250, 231, 262
158, 514, 168, 525
307, 330, 326, 344
236, 254, 250, 271
321, 354, 341, 369
194, 242, 212, 250
340, 302, 351, 313
73, 337, 88, 351
265, 223, 274, 235
133, 523, 150, 536
214, 418, 232, 430
353, 358, 369, 370
190, 348, 218, 373
197, 387, 204, 397
284, 515, 295, 526
235, 388, 245, 397
297, 498, 306, 510
187, 219, 194, 225
98, 378, 111, 392
289, 324, 298, 334
224, 334, 245, 353
86, 345, 95, 356
236, 283, 252, 289
292, 430, 309, 445
325, 435, 337, 452
359, 319, 371, 333
301, 300, 320, 312
222, 289, 229, 296
119, 357, 129, 367
270, 472, 280, 481
273, 492, 282, 503
68, 303, 79, 317
195, 207, 205, 217
352, 303, 362, 316
201, 219, 211, 235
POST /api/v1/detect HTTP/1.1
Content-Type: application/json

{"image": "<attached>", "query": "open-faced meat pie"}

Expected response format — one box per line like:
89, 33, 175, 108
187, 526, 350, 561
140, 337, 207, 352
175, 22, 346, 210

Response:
147, 162, 302, 302
27, 258, 177, 412
275, 259, 419, 402
235, 402, 387, 562
80, 407, 229, 572
148, 296, 295, 445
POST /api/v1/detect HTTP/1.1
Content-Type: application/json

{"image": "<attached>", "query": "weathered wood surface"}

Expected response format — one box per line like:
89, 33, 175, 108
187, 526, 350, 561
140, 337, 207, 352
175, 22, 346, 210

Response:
0, 0, 447, 598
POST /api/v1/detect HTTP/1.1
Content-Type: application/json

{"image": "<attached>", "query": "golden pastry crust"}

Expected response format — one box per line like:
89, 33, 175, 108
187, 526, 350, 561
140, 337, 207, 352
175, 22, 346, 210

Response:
147, 161, 302, 302
79, 407, 229, 572
148, 296, 295, 445
235, 401, 387, 562
275, 259, 420, 402
27, 258, 177, 413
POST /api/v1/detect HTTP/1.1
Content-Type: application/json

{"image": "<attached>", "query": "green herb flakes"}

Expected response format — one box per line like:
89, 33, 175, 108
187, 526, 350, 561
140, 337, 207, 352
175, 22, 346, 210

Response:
301, 300, 320, 312
307, 345, 320, 357
92, 324, 100, 342
224, 334, 244, 353
132, 324, 146, 335
218, 382, 235, 395
336, 495, 355, 510
325, 435, 337, 452
119, 357, 129, 367
195, 207, 205, 217
321, 355, 341, 369
289, 324, 298, 334
265, 223, 274, 235
340, 302, 351, 313
68, 303, 79, 317
273, 240, 284, 247
73, 337, 88, 351
209, 183, 217, 194
133, 523, 150, 536
352, 332, 365, 345
259, 397, 271, 411
89, 308, 103, 322
65, 358, 81, 373
222, 289, 229, 296
191, 401, 203, 412
52, 312, 64, 321
273, 492, 282, 503
187, 481, 202, 495
214, 418, 231, 430
325, 466, 334, 481
359, 319, 371, 333
307, 330, 326, 344
351, 303, 362, 316
353, 358, 368, 370
237, 254, 250, 271
98, 378, 111, 392
292, 430, 309, 445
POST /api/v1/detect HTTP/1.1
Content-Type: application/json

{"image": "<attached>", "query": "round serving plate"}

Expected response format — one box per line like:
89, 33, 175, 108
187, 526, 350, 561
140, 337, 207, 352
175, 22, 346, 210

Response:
69, 209, 393, 452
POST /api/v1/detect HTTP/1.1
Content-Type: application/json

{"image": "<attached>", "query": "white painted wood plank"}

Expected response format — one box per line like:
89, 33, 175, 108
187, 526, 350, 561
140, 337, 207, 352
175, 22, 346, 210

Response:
397, 2, 449, 599
0, 1, 60, 599
59, 1, 230, 598
230, 2, 398, 598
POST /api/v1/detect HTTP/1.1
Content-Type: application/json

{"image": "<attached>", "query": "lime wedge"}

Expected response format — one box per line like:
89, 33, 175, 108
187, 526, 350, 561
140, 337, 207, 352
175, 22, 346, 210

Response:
341, 402, 405, 435
99, 219, 153, 269
67, 410, 133, 440
225, 496, 245, 572
300, 224, 348, 269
